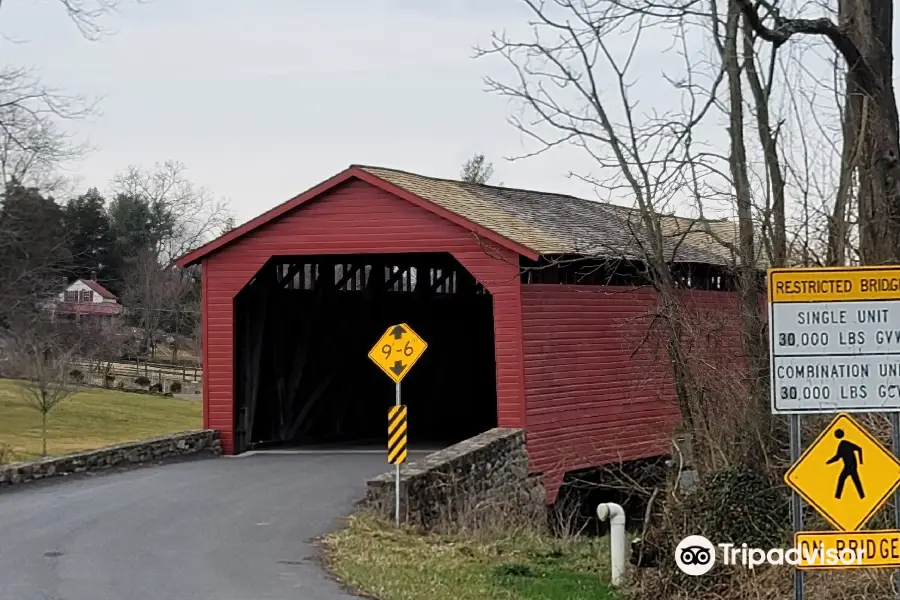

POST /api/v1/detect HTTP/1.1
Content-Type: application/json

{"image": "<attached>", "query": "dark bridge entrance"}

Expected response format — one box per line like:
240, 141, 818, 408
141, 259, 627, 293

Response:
233, 252, 498, 453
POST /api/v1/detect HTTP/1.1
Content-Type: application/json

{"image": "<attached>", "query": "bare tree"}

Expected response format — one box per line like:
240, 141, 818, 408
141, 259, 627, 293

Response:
61, 315, 125, 385
112, 161, 232, 264
0, 0, 107, 189
0, 0, 142, 179
774, 49, 857, 267
0, 67, 93, 193
460, 153, 495, 184
741, 15, 786, 266
192, 318, 202, 366
736, 0, 899, 264
478, 2, 887, 595
7, 318, 79, 456
121, 248, 193, 360
718, 0, 771, 416
0, 67, 95, 334
220, 215, 237, 235
476, 0, 746, 466
168, 266, 199, 363
475, 0, 857, 459
0, 0, 139, 353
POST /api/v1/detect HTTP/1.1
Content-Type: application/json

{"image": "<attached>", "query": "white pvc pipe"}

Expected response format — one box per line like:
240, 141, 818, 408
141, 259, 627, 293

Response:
596, 502, 627, 586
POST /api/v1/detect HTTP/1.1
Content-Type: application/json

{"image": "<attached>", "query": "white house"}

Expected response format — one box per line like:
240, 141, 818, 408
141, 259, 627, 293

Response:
52, 272, 123, 321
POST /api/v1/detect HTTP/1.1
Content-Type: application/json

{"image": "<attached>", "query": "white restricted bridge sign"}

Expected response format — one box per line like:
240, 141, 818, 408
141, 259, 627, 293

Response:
769, 266, 900, 414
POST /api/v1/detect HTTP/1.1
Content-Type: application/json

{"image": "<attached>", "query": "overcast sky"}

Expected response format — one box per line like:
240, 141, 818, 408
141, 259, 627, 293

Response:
1, 0, 631, 222
2, 0, 874, 228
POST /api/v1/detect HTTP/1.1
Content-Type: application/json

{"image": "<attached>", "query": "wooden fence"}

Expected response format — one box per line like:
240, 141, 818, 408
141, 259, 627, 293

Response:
71, 358, 203, 385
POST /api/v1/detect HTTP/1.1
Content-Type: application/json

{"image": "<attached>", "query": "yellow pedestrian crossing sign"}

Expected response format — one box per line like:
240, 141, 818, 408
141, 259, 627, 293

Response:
785, 413, 900, 531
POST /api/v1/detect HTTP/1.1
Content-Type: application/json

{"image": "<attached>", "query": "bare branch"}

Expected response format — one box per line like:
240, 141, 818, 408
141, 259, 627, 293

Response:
5, 317, 80, 456
734, 0, 866, 86
0, 0, 134, 41
112, 160, 232, 264
0, 67, 94, 191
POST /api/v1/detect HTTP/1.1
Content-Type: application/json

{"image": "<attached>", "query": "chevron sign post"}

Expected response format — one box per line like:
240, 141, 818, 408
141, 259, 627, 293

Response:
368, 323, 427, 526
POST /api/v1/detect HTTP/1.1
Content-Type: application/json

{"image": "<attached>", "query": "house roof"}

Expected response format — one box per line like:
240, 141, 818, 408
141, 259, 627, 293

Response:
80, 279, 118, 300
177, 165, 745, 268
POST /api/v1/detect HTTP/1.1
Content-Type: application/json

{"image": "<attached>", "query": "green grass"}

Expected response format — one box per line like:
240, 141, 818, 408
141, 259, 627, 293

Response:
322, 513, 620, 600
0, 378, 202, 462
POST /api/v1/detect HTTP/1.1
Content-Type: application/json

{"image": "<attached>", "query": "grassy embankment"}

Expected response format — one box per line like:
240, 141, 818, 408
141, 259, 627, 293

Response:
0, 378, 202, 463
324, 512, 620, 600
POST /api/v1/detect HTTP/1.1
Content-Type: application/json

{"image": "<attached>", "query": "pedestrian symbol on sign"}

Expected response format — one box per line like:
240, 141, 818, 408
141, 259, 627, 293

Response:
784, 413, 900, 532
827, 429, 865, 500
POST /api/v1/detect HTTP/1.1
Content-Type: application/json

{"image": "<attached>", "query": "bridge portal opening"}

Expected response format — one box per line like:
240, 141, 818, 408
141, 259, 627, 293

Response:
233, 253, 498, 453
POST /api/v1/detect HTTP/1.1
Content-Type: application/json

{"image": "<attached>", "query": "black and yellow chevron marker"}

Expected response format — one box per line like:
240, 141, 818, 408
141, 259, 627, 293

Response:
388, 405, 408, 465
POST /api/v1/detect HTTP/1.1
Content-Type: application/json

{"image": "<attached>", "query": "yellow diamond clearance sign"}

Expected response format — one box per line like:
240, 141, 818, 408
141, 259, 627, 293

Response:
785, 413, 900, 532
367, 323, 427, 384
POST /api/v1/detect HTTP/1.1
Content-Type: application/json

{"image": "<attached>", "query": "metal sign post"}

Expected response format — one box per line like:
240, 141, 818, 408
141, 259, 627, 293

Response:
790, 414, 803, 600
368, 323, 427, 528
893, 412, 900, 596
395, 383, 401, 526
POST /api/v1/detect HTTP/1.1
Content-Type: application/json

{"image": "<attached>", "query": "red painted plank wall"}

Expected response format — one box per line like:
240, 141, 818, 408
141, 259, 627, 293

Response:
521, 284, 744, 501
202, 179, 526, 453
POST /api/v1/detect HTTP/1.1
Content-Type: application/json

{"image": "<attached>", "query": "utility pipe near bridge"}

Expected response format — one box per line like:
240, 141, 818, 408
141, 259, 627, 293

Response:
597, 502, 627, 586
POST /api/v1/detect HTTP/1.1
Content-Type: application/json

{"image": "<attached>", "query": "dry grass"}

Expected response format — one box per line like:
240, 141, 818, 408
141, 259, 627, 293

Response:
617, 302, 900, 599
322, 512, 619, 600
0, 378, 202, 462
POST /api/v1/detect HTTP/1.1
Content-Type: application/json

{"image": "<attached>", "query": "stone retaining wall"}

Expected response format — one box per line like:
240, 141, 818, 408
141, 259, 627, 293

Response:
0, 430, 221, 488
365, 428, 546, 531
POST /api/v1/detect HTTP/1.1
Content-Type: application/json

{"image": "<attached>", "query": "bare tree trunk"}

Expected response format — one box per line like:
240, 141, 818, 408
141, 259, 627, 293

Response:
844, 0, 900, 263
742, 19, 786, 267
828, 89, 865, 266
829, 0, 862, 268
738, 0, 900, 264
726, 2, 770, 439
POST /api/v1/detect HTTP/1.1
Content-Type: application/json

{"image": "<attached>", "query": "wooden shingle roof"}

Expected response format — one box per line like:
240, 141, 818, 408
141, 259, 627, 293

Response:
178, 164, 747, 268
359, 166, 742, 266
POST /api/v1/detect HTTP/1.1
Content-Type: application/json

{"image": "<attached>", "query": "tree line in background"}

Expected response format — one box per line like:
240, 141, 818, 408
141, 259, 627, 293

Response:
0, 158, 229, 456
0, 160, 231, 361
0, 0, 234, 456
0, 0, 230, 370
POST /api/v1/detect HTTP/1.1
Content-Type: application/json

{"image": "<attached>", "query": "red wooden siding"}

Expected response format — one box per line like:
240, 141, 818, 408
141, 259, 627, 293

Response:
202, 178, 525, 453
522, 285, 743, 501
201, 258, 210, 429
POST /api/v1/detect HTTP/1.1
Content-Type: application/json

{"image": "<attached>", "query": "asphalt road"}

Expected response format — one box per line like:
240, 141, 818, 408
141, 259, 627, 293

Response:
0, 453, 391, 600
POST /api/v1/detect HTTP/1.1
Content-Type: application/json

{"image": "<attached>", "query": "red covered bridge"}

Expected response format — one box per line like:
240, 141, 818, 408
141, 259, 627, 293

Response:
177, 165, 740, 501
